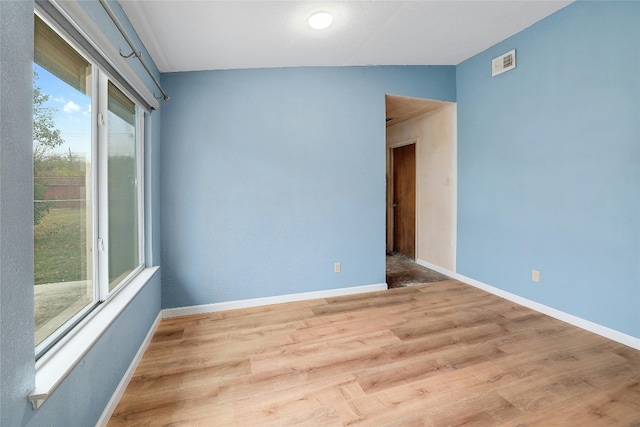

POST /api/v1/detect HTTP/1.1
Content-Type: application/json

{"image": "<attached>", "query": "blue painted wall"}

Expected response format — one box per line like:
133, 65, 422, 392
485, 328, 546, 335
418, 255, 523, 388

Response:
0, 2, 38, 424
0, 1, 163, 425
457, 1, 640, 337
160, 66, 456, 308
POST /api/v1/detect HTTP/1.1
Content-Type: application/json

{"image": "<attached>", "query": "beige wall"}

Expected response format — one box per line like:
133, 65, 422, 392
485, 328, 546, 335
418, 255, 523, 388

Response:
386, 103, 457, 271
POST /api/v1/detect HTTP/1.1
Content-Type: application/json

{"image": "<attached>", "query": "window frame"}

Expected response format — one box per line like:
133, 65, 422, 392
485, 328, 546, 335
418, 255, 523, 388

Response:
97, 69, 146, 300
33, 10, 146, 359
31, 3, 158, 409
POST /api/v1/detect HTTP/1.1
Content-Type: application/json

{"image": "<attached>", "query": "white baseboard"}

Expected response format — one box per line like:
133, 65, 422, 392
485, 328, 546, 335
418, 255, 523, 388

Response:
415, 259, 456, 279
416, 258, 640, 351
162, 283, 389, 319
96, 311, 162, 427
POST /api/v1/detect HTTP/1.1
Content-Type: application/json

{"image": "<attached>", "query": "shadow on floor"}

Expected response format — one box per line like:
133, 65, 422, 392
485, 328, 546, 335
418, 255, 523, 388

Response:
386, 252, 451, 288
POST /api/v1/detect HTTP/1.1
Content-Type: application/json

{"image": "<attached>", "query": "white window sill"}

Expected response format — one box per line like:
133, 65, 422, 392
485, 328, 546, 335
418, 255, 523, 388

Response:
29, 266, 159, 410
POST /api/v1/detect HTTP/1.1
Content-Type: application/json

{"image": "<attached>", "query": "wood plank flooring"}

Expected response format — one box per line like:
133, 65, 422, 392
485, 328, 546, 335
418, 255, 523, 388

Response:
108, 280, 640, 426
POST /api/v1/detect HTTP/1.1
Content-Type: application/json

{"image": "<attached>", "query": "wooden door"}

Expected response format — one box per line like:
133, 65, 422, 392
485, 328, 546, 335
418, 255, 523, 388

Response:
392, 144, 416, 258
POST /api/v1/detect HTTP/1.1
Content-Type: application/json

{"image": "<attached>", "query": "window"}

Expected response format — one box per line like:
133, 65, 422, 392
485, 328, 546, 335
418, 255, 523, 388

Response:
33, 14, 144, 358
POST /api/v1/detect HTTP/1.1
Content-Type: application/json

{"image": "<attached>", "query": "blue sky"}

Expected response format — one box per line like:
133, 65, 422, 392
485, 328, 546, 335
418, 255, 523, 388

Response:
34, 63, 92, 158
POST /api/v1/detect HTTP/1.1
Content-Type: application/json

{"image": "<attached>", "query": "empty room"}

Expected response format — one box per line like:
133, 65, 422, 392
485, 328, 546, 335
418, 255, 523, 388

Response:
0, 0, 638, 425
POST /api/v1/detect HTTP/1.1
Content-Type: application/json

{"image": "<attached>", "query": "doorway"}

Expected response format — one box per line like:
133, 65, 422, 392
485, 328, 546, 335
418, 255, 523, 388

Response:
385, 94, 458, 287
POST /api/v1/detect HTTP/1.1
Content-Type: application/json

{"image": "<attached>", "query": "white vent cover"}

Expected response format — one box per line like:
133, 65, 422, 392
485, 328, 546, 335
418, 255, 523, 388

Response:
492, 49, 516, 77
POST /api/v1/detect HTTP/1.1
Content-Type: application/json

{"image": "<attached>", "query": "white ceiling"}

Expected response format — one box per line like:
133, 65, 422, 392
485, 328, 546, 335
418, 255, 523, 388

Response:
385, 95, 449, 127
120, 1, 573, 74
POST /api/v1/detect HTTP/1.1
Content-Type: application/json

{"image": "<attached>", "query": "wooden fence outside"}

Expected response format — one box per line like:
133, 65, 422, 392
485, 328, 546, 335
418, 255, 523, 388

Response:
34, 176, 86, 208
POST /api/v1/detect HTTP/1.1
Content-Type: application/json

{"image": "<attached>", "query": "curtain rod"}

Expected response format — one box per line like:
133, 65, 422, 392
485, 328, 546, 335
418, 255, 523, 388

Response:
98, 0, 169, 102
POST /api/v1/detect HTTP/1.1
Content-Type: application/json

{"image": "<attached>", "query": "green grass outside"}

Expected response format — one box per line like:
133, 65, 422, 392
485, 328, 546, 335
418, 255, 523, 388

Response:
34, 207, 89, 285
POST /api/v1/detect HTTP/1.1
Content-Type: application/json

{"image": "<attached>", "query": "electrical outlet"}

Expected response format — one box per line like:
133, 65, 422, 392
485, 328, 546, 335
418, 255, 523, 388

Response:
334, 262, 341, 273
532, 269, 540, 282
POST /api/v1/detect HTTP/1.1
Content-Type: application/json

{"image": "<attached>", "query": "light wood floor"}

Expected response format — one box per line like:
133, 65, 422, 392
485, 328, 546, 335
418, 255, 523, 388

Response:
108, 280, 640, 426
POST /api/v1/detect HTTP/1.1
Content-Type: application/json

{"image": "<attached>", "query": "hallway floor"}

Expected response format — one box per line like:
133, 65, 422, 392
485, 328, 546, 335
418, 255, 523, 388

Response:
386, 252, 451, 288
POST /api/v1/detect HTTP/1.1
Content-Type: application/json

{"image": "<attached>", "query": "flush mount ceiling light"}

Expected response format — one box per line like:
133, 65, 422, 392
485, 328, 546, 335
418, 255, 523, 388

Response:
308, 11, 333, 30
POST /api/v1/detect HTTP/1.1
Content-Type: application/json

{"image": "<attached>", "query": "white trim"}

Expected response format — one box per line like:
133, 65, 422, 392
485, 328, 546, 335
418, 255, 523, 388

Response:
415, 258, 640, 350
415, 259, 455, 278
162, 283, 388, 319
96, 311, 161, 427
29, 266, 159, 409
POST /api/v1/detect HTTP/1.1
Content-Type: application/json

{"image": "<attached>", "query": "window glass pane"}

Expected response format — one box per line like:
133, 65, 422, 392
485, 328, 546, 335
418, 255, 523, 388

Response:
107, 82, 139, 290
34, 17, 94, 347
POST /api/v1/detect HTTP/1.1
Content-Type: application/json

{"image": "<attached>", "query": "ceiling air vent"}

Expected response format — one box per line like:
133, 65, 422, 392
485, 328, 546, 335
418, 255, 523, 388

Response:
492, 49, 516, 77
